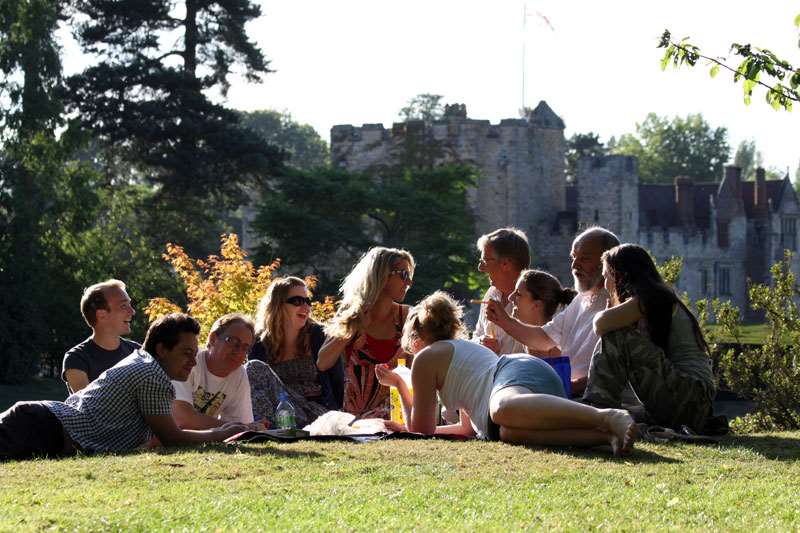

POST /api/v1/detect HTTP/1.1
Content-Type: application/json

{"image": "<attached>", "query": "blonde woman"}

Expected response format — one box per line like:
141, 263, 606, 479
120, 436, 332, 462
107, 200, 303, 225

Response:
246, 277, 344, 427
318, 247, 415, 419
376, 291, 637, 456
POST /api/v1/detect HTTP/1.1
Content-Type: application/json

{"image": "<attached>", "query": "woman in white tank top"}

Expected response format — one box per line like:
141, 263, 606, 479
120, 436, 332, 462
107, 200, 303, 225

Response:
376, 291, 637, 455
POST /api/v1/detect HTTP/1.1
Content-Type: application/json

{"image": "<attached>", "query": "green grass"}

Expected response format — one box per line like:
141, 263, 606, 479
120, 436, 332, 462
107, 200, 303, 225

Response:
707, 324, 770, 345
0, 376, 67, 412
2, 434, 799, 530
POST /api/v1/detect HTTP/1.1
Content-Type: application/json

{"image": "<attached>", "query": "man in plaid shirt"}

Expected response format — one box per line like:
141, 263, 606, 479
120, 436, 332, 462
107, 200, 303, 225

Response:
0, 313, 248, 460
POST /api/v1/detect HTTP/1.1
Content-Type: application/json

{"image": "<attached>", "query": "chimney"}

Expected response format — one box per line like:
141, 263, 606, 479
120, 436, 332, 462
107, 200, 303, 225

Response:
674, 176, 694, 227
754, 167, 768, 217
723, 166, 742, 196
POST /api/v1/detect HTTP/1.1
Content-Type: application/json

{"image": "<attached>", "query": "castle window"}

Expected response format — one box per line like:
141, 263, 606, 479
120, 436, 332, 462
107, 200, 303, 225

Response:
718, 221, 730, 249
700, 269, 709, 295
781, 217, 797, 251
718, 267, 731, 296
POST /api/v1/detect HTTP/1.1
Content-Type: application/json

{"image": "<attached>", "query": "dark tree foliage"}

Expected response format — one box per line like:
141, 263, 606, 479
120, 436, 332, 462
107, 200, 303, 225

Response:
239, 110, 329, 170
254, 164, 477, 300
611, 113, 730, 183
0, 0, 73, 382
566, 132, 606, 181
65, 0, 285, 211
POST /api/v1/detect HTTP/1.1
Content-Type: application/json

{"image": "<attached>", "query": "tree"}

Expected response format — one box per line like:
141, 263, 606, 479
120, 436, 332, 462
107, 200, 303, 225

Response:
399, 93, 445, 123
0, 0, 76, 382
733, 140, 762, 180
252, 164, 477, 300
239, 110, 329, 170
65, 0, 285, 222
658, 15, 800, 111
566, 132, 606, 181
795, 160, 800, 196
145, 234, 336, 339
611, 113, 730, 183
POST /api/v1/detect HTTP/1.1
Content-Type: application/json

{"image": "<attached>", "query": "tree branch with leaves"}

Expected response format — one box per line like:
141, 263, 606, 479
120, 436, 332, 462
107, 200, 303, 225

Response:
658, 15, 800, 111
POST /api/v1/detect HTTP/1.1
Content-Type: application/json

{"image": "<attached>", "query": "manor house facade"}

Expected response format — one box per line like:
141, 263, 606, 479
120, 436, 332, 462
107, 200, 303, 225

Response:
330, 102, 800, 321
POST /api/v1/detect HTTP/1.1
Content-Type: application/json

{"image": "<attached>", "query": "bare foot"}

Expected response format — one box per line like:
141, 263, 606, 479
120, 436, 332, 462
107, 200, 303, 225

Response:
603, 409, 637, 456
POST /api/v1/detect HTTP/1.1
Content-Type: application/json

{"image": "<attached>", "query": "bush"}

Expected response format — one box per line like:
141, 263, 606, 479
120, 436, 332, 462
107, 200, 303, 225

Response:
145, 234, 336, 339
717, 251, 800, 431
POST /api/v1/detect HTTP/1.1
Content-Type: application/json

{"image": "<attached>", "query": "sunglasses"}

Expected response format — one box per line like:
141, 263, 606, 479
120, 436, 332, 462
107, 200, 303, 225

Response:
390, 269, 413, 283
286, 296, 312, 307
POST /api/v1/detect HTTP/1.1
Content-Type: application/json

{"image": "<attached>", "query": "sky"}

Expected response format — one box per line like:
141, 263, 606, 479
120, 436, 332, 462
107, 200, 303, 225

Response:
67, 1, 800, 174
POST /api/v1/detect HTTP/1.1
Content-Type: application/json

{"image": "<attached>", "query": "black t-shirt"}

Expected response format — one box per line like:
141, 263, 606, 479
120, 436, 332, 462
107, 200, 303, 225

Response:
62, 337, 141, 386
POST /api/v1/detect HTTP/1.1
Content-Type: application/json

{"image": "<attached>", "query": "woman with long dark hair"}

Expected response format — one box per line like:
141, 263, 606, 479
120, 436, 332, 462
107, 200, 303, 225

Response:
584, 244, 715, 432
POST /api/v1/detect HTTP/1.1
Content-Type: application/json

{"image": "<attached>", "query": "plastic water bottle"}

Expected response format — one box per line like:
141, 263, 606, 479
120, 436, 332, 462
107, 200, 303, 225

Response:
275, 390, 296, 429
390, 359, 413, 425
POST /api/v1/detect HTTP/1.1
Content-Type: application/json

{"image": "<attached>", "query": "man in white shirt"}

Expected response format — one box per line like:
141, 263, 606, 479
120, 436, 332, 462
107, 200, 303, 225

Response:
172, 313, 256, 429
485, 227, 619, 396
472, 227, 530, 356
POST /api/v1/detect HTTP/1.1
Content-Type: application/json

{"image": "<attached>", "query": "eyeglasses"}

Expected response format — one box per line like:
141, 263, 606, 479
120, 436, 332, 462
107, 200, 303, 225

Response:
286, 296, 313, 307
390, 269, 413, 283
222, 335, 252, 353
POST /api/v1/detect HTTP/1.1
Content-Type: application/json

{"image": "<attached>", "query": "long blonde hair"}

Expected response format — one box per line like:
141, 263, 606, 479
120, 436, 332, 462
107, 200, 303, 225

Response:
325, 247, 415, 339
255, 276, 314, 361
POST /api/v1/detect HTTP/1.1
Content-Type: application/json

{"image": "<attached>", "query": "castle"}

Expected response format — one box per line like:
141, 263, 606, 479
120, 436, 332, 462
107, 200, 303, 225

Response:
331, 101, 800, 321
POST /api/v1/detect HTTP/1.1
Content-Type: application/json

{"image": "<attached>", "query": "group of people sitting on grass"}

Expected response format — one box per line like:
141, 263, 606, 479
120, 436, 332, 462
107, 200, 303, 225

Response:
0, 225, 717, 461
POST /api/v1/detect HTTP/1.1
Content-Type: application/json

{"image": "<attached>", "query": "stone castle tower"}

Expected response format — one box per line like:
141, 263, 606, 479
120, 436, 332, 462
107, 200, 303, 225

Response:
331, 101, 574, 283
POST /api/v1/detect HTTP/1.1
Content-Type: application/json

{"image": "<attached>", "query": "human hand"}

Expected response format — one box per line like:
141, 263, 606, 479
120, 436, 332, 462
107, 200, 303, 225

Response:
247, 419, 269, 431
383, 420, 406, 433
218, 421, 249, 438
485, 299, 510, 327
478, 335, 501, 355
374, 364, 400, 387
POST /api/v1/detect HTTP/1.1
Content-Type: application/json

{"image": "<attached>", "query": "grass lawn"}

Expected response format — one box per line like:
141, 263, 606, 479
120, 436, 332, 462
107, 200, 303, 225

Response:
2, 433, 799, 530
706, 323, 770, 345
0, 377, 66, 412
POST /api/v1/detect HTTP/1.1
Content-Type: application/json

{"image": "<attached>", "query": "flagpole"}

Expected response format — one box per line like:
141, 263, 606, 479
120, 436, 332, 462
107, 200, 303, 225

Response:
521, 3, 526, 112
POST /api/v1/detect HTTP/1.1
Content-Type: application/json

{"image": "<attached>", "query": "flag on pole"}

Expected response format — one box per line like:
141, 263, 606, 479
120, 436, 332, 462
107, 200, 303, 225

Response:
526, 8, 555, 32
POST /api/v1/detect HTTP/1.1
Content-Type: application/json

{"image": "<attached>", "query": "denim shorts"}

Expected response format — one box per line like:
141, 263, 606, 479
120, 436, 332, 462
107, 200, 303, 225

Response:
486, 354, 566, 441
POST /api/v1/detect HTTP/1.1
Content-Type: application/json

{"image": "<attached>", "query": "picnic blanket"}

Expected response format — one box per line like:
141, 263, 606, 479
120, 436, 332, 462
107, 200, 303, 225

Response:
225, 410, 472, 444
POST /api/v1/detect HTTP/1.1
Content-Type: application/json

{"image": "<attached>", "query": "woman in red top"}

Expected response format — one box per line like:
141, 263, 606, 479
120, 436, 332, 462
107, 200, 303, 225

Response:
318, 247, 414, 419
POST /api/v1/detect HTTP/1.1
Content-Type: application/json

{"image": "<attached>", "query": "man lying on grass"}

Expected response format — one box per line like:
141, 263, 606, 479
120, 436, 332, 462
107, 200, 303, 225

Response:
0, 313, 247, 461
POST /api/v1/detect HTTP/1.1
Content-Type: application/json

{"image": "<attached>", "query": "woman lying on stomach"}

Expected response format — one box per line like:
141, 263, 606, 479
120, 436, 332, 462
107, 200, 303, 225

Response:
375, 291, 637, 455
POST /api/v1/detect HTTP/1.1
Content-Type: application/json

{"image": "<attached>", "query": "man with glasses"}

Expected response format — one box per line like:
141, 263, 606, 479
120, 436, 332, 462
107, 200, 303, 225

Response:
171, 313, 256, 429
62, 280, 141, 393
473, 228, 531, 355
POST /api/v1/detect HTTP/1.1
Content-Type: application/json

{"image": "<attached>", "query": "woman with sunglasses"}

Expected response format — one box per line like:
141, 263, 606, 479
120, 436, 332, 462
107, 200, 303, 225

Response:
246, 277, 344, 427
318, 247, 415, 419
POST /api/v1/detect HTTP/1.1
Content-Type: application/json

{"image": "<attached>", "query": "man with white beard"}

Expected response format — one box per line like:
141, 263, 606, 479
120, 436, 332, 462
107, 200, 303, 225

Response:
485, 227, 619, 397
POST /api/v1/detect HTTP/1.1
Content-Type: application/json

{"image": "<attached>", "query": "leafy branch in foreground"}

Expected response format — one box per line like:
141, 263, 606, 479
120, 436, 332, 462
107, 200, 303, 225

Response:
658, 19, 800, 111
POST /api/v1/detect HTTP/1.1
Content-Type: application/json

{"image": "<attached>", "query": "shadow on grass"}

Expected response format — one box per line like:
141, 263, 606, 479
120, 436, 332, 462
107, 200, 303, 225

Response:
149, 443, 325, 460
514, 443, 681, 464
717, 434, 800, 461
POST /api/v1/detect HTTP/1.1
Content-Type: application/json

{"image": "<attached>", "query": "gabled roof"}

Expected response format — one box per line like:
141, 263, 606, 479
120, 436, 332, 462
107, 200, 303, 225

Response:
529, 101, 565, 129
635, 178, 790, 229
